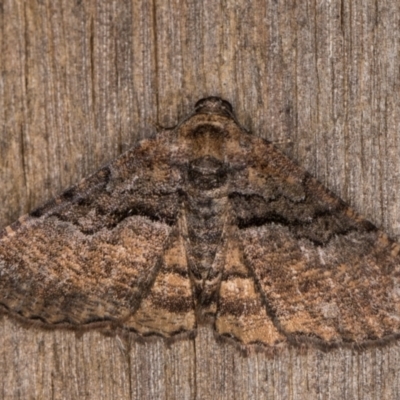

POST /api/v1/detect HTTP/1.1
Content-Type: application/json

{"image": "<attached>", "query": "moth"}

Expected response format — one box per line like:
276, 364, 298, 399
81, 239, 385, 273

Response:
1, 96, 400, 349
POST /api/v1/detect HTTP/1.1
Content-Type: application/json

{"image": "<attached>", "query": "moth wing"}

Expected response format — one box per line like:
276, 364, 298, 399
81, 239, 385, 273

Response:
230, 135, 400, 346
215, 227, 285, 347
125, 219, 196, 337
0, 131, 185, 329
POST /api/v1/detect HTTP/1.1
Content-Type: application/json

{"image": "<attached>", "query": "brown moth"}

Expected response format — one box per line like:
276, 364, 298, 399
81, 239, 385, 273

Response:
1, 97, 400, 349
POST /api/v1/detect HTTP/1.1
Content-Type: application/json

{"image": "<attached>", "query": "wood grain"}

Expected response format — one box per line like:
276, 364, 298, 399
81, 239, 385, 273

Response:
1, 0, 400, 398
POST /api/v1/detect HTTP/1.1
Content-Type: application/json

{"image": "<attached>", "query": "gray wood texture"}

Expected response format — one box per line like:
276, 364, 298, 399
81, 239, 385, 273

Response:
1, 1, 400, 399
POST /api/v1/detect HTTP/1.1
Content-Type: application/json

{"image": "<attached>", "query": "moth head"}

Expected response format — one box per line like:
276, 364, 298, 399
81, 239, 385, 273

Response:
176, 98, 243, 188
177, 98, 239, 154
194, 97, 234, 118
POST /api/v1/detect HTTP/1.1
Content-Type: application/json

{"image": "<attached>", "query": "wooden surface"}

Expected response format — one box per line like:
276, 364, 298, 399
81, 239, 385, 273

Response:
1, 1, 400, 399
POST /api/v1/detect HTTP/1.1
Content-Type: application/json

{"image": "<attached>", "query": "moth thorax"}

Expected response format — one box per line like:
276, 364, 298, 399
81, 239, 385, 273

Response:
188, 156, 227, 190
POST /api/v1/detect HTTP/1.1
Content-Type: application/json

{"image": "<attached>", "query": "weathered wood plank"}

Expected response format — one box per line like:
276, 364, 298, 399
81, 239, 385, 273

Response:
2, 0, 400, 398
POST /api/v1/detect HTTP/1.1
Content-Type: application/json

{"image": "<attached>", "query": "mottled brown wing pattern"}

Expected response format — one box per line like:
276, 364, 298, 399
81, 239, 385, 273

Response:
0, 215, 170, 326
125, 219, 196, 337
215, 226, 284, 346
0, 131, 186, 330
229, 133, 400, 346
